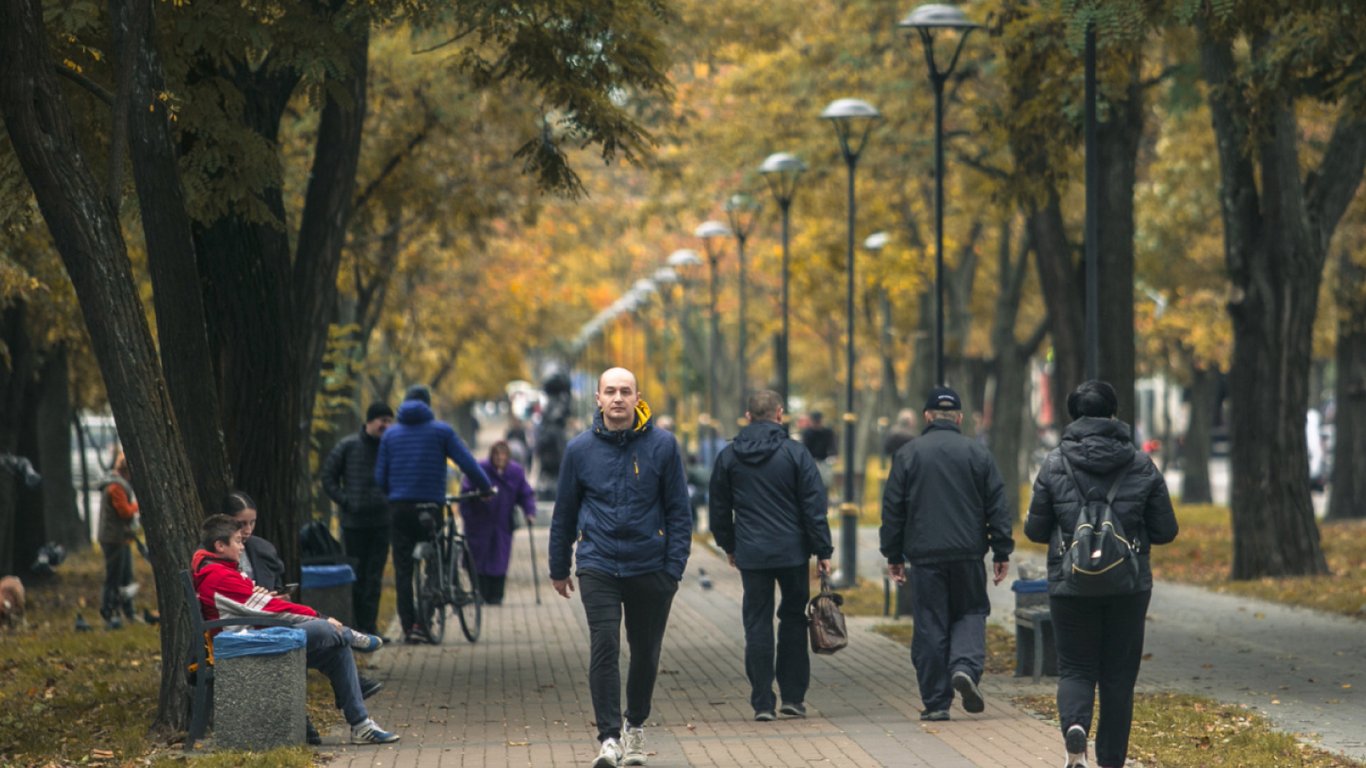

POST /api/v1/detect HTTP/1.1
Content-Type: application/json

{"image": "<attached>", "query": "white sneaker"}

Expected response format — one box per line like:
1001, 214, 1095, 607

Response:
592, 737, 623, 768
622, 727, 647, 766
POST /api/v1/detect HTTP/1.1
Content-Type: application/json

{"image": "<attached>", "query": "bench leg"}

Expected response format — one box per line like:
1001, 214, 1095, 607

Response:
187, 677, 211, 748
1032, 622, 1045, 683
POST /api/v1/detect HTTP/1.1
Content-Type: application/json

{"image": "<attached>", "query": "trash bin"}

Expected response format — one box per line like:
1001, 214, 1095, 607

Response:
213, 627, 307, 749
1011, 579, 1057, 678
302, 564, 355, 627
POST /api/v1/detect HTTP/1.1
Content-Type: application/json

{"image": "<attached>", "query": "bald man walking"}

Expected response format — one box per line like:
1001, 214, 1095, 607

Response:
548, 368, 692, 768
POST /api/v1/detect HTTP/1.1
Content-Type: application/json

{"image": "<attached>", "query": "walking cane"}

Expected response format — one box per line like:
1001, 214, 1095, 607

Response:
526, 514, 542, 605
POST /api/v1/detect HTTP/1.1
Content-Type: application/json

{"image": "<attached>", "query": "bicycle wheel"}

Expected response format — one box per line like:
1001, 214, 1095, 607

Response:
451, 539, 482, 642
414, 545, 447, 645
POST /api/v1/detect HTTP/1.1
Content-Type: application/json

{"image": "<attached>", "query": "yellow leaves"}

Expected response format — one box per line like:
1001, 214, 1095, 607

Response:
61, 59, 83, 74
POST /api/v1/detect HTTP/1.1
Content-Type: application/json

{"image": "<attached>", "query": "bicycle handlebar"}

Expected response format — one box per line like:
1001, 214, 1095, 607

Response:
445, 489, 495, 504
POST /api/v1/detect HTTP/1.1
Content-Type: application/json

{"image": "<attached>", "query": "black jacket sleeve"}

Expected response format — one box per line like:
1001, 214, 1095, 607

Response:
879, 453, 910, 564
795, 447, 833, 559
1024, 452, 1060, 544
979, 448, 1014, 562
1138, 457, 1179, 546
708, 450, 736, 554
321, 439, 348, 508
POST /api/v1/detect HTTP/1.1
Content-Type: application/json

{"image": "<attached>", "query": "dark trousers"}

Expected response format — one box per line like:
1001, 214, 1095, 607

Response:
343, 525, 390, 635
300, 619, 369, 726
740, 564, 811, 713
907, 560, 989, 712
100, 542, 134, 621
1050, 590, 1151, 768
477, 574, 506, 605
578, 570, 678, 742
389, 502, 437, 632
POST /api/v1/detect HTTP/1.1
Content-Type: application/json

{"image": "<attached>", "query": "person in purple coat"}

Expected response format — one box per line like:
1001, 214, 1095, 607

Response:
459, 441, 537, 605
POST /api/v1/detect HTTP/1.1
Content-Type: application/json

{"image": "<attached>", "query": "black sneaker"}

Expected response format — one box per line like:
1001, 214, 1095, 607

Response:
951, 670, 985, 714
754, 710, 776, 722
919, 709, 950, 722
1065, 723, 1088, 763
359, 676, 384, 700
405, 625, 430, 644
779, 702, 807, 718
305, 718, 322, 746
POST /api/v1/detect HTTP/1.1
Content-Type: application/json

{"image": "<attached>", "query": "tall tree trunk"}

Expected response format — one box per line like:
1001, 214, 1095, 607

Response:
35, 345, 84, 549
1029, 195, 1084, 425
1180, 363, 1218, 504
1097, 53, 1144, 432
1327, 249, 1366, 519
1200, 31, 1365, 577
1, 0, 205, 730
111, 0, 231, 519
0, 304, 37, 576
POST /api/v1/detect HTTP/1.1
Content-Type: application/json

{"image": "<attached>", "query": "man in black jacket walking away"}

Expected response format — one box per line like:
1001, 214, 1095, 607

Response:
880, 387, 1013, 722
710, 390, 833, 722
322, 402, 394, 637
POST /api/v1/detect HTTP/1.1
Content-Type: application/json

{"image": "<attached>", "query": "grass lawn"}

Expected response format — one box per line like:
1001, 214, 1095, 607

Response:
0, 545, 365, 767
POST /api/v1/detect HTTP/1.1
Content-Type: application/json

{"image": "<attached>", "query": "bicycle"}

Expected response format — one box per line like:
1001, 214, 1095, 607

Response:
412, 490, 491, 644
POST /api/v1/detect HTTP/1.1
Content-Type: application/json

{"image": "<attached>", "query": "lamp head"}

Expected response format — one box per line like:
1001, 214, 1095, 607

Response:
864, 231, 891, 252
667, 248, 703, 269
821, 98, 881, 162
759, 152, 807, 206
898, 3, 980, 31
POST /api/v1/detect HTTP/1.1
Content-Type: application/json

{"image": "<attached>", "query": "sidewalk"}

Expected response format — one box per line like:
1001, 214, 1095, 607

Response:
322, 523, 1063, 767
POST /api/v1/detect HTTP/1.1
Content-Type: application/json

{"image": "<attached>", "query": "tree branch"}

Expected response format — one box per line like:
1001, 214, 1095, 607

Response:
53, 65, 113, 106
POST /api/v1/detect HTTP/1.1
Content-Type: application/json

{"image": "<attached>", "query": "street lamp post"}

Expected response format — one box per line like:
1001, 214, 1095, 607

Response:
696, 220, 732, 468
900, 3, 980, 387
821, 97, 880, 589
725, 193, 762, 419
668, 248, 704, 454
759, 152, 807, 414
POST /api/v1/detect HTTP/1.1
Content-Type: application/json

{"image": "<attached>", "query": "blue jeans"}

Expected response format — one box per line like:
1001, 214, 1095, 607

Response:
300, 619, 368, 726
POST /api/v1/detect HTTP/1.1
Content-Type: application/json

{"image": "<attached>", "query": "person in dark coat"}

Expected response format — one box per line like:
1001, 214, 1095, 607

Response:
882, 409, 917, 458
459, 441, 537, 605
710, 390, 833, 721
375, 384, 492, 644
322, 402, 394, 636
548, 367, 692, 768
879, 386, 1014, 722
1025, 380, 1178, 768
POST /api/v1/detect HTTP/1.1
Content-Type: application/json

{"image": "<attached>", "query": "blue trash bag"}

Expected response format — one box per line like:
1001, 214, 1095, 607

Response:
213, 626, 307, 660
301, 564, 355, 589
1010, 578, 1048, 594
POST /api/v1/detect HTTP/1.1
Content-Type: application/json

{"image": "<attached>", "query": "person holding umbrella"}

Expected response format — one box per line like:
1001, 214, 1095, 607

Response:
459, 441, 537, 605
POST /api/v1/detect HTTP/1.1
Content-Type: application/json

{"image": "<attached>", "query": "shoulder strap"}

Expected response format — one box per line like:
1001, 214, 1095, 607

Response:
1060, 454, 1121, 506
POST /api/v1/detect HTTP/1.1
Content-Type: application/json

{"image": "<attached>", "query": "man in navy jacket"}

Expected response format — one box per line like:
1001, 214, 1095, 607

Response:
376, 384, 491, 643
548, 367, 691, 768
710, 389, 832, 722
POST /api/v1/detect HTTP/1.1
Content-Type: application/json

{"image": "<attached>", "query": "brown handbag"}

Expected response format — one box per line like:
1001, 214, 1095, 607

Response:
807, 574, 848, 655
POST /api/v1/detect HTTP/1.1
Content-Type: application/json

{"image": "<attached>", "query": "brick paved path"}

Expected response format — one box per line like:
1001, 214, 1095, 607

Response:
323, 527, 1062, 768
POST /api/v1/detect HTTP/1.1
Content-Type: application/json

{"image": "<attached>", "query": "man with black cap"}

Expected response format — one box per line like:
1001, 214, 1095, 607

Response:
322, 402, 394, 637
376, 385, 493, 643
879, 386, 1013, 722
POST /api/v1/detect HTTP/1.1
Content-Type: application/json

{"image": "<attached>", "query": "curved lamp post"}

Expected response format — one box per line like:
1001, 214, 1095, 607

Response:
899, 3, 979, 387
725, 193, 762, 416
696, 220, 732, 468
759, 152, 807, 413
821, 97, 880, 588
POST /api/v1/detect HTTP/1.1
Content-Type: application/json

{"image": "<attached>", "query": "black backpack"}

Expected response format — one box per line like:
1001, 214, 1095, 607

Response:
1054, 456, 1141, 597
299, 519, 345, 564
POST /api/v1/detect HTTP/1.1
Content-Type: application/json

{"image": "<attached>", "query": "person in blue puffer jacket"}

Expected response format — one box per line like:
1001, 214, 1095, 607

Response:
548, 367, 691, 768
375, 384, 492, 643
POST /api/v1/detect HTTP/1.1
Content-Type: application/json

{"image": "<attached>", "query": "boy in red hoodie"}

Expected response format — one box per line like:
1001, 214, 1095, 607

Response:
192, 515, 399, 744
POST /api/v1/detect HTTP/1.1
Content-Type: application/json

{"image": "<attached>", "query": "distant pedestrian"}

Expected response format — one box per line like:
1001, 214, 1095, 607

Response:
709, 390, 832, 722
1025, 380, 1178, 768
879, 386, 1014, 722
548, 367, 691, 768
322, 402, 394, 636
376, 384, 492, 644
97, 453, 139, 629
459, 441, 537, 605
882, 408, 917, 458
799, 411, 836, 461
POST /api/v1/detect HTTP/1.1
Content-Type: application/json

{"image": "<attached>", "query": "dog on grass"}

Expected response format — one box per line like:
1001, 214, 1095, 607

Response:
0, 575, 25, 630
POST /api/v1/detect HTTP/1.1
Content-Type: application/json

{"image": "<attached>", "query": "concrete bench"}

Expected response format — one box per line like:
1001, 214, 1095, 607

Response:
1015, 606, 1058, 682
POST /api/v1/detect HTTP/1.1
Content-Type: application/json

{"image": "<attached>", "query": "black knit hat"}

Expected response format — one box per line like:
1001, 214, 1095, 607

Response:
365, 402, 394, 422
404, 384, 432, 405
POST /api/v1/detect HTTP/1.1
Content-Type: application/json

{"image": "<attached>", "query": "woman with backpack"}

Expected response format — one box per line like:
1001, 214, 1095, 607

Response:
1025, 380, 1179, 768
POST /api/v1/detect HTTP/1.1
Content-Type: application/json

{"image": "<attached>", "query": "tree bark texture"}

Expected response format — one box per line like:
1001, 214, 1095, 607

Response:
1327, 248, 1366, 520
1200, 32, 1365, 577
1028, 194, 1084, 426
0, 305, 37, 576
34, 345, 84, 550
0, 0, 203, 729
1179, 364, 1218, 504
989, 220, 1044, 522
111, 0, 231, 520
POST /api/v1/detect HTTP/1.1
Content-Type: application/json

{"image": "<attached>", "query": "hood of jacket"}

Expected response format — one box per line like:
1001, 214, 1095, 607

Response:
730, 420, 788, 465
397, 399, 435, 426
591, 399, 653, 442
1059, 417, 1135, 475
190, 548, 238, 577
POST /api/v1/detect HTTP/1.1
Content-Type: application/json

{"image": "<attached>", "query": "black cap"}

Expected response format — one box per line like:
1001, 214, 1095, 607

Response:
365, 402, 393, 422
404, 384, 431, 405
923, 386, 961, 412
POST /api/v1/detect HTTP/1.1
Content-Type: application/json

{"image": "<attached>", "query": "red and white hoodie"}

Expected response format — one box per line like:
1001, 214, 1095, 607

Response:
191, 549, 318, 634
